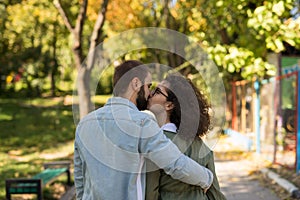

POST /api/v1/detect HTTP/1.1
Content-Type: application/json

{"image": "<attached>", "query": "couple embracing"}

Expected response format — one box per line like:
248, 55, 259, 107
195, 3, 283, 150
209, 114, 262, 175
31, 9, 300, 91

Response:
74, 60, 226, 200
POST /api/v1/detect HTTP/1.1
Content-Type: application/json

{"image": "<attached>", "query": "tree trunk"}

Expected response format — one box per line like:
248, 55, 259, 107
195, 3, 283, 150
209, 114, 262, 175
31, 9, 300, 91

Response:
72, 37, 92, 117
55, 0, 108, 119
241, 84, 246, 133
51, 23, 58, 97
77, 67, 92, 117
50, 58, 58, 97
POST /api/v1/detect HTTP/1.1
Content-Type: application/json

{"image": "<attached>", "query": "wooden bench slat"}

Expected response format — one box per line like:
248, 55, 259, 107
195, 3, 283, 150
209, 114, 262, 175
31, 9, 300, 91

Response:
32, 168, 68, 186
9, 187, 39, 194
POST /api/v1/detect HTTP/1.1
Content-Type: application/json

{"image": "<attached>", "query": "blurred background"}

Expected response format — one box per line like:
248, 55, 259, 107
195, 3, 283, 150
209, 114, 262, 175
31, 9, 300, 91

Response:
0, 0, 300, 199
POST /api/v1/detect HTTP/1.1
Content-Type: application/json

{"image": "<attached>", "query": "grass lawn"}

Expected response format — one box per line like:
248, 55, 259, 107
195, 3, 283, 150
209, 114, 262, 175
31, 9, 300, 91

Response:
0, 95, 110, 199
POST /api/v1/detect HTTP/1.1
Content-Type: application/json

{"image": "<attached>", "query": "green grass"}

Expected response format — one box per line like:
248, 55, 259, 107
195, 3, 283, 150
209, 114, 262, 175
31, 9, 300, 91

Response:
0, 95, 109, 199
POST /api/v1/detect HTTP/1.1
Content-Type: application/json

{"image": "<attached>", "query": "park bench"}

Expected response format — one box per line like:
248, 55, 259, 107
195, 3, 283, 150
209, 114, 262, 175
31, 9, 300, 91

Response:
5, 161, 71, 200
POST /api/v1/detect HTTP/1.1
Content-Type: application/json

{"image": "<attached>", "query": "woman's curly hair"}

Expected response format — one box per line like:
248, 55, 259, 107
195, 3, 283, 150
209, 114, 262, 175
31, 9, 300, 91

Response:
165, 74, 211, 139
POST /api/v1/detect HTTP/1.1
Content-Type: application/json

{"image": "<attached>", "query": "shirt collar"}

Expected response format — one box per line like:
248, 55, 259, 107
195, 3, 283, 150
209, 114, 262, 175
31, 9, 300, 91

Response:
161, 123, 177, 132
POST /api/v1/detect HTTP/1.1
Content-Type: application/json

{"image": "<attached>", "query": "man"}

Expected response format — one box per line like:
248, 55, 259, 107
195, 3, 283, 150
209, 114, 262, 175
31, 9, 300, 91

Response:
74, 60, 213, 200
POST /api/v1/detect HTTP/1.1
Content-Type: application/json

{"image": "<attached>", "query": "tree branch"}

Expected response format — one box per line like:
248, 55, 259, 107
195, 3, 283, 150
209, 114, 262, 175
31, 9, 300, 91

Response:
86, 0, 109, 70
164, 0, 171, 28
53, 0, 74, 33
90, 0, 109, 44
75, 0, 88, 37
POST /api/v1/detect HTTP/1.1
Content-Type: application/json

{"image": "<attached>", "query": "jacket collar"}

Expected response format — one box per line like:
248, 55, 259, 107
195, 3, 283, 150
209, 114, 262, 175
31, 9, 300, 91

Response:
106, 97, 139, 111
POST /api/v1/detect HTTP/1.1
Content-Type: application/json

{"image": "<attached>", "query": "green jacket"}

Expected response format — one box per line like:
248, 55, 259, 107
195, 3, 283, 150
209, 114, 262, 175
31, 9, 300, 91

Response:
146, 130, 226, 200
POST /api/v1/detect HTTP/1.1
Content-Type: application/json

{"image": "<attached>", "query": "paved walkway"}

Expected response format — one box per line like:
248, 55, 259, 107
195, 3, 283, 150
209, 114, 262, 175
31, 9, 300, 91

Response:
215, 159, 280, 200
208, 133, 282, 200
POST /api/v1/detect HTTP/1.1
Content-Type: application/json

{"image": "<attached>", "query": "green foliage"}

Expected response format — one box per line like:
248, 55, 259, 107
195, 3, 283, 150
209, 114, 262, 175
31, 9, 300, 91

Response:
116, 0, 298, 83
1, 0, 300, 98
1, 0, 73, 97
96, 64, 114, 95
207, 44, 276, 80
247, 0, 300, 52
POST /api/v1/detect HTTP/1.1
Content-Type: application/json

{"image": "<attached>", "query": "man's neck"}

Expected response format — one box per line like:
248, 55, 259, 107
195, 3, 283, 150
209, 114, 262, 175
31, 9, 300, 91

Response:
118, 91, 137, 106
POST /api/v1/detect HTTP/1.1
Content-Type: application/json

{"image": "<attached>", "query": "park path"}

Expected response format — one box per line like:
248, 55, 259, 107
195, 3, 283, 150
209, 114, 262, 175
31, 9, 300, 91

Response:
212, 135, 281, 200
215, 159, 280, 200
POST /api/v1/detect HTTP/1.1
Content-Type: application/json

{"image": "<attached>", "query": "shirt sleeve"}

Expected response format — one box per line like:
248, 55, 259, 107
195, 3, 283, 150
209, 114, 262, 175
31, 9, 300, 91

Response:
139, 118, 213, 189
74, 138, 84, 200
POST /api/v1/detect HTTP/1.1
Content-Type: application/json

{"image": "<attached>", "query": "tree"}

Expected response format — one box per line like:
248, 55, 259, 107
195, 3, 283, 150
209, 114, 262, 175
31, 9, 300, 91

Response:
54, 0, 109, 118
247, 1, 300, 52
105, 0, 299, 82
1, 0, 69, 97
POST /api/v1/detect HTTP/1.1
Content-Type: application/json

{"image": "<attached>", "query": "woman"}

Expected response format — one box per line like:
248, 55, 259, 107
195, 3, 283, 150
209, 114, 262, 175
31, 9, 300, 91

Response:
146, 74, 226, 200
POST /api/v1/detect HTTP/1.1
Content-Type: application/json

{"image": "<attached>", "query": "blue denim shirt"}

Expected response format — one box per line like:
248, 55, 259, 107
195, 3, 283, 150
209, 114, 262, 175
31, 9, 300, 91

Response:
74, 97, 213, 200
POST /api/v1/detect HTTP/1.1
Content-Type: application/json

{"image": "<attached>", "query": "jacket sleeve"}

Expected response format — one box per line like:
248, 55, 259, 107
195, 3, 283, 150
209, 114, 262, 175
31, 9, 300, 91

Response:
139, 118, 213, 189
205, 152, 227, 200
74, 139, 84, 200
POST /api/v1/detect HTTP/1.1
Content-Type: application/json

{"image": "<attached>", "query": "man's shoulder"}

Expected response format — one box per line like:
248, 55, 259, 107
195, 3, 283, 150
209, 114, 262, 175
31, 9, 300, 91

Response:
131, 110, 160, 127
78, 110, 98, 125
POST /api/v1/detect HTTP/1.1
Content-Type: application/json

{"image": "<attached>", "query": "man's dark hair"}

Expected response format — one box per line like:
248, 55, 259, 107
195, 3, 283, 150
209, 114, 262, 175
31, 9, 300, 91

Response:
113, 60, 148, 96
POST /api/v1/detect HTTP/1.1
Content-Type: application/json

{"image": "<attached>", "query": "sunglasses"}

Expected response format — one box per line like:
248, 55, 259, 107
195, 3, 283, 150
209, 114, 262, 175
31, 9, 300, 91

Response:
152, 87, 168, 98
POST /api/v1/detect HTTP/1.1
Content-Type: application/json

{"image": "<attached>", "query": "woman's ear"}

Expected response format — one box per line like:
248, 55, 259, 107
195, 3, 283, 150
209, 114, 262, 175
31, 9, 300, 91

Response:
165, 102, 174, 111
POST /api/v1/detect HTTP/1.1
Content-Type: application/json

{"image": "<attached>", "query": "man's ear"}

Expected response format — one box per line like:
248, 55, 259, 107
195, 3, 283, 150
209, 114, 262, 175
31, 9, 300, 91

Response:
165, 102, 174, 111
130, 77, 141, 92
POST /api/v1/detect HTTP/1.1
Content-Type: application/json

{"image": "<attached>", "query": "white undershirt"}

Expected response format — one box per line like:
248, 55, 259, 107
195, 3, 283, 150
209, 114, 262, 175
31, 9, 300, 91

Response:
137, 156, 144, 200
161, 123, 177, 132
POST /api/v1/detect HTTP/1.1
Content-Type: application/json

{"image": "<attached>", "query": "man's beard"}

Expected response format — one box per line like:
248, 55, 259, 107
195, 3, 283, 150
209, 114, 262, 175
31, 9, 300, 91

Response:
136, 87, 148, 111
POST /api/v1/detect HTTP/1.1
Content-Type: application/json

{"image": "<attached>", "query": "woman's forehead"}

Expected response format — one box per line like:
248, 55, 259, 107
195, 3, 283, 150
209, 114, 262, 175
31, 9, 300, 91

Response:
156, 82, 169, 94
159, 80, 169, 87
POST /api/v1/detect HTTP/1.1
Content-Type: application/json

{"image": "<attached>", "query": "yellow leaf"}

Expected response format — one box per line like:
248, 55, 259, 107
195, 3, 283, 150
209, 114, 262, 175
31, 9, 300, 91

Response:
274, 39, 285, 51
272, 1, 285, 16
216, 1, 223, 7
228, 63, 235, 73
6, 75, 13, 84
